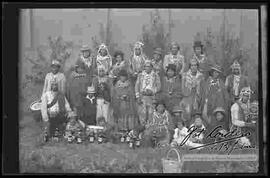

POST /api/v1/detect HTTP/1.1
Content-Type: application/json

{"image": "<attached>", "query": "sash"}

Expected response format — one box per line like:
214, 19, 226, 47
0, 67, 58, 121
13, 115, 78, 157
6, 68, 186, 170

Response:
47, 92, 66, 114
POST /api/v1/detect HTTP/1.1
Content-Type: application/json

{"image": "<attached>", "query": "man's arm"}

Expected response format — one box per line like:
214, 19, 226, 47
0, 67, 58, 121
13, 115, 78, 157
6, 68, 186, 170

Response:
41, 93, 49, 122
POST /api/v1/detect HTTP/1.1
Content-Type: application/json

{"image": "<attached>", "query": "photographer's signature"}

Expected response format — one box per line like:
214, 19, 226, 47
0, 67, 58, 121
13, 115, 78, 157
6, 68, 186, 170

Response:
179, 125, 256, 154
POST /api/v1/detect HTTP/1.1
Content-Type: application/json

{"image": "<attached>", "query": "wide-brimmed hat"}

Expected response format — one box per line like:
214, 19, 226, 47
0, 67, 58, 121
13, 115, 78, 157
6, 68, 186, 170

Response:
213, 107, 226, 115
192, 111, 202, 118
193, 41, 203, 48
153, 47, 162, 55
51, 60, 61, 67
172, 105, 184, 113
144, 60, 153, 67
87, 85, 96, 94
80, 45, 91, 52
210, 64, 222, 73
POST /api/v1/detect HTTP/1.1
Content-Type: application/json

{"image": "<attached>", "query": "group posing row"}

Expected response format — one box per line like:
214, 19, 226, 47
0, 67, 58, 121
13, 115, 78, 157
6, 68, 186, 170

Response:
39, 40, 258, 148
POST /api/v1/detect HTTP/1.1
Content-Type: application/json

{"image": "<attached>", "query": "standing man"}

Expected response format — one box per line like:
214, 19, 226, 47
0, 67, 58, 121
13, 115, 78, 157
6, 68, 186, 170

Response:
42, 60, 66, 97
225, 60, 249, 105
230, 87, 256, 146
163, 42, 185, 76
128, 41, 148, 86
76, 45, 96, 78
41, 80, 72, 139
135, 60, 161, 126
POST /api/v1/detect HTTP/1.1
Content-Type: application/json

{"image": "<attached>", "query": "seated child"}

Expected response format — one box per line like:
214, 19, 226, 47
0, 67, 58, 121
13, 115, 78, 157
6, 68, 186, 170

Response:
96, 116, 116, 143
65, 111, 85, 143
171, 120, 204, 149
188, 112, 206, 144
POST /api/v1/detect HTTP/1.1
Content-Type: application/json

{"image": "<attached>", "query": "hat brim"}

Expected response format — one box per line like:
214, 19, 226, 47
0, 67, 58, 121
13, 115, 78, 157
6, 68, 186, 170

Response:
211, 67, 222, 73
172, 110, 184, 113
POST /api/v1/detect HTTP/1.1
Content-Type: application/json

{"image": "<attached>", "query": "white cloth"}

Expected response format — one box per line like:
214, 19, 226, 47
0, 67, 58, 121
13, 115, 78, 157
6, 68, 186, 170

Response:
172, 127, 204, 148
233, 75, 241, 96
42, 72, 66, 97
231, 103, 246, 127
86, 95, 95, 104
141, 71, 156, 92
188, 123, 206, 141
96, 98, 110, 122
96, 55, 112, 74
41, 91, 72, 121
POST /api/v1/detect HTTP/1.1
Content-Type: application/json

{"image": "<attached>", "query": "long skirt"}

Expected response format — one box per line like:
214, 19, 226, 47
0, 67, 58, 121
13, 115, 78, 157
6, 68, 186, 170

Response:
137, 95, 155, 125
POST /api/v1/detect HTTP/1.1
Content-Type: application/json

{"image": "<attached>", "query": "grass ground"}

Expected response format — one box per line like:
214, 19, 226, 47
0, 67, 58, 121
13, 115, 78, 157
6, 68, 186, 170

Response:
19, 84, 259, 174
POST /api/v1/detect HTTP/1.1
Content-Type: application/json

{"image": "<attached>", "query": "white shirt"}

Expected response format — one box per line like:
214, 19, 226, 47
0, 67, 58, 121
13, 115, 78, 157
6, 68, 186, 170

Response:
173, 127, 189, 141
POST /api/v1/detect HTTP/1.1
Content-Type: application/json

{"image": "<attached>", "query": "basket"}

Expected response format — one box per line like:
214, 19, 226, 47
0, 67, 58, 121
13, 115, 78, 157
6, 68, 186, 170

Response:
29, 100, 42, 122
162, 148, 183, 173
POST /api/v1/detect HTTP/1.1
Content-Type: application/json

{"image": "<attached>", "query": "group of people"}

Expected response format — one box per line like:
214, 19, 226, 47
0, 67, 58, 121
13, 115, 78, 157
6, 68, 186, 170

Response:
40, 40, 258, 148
